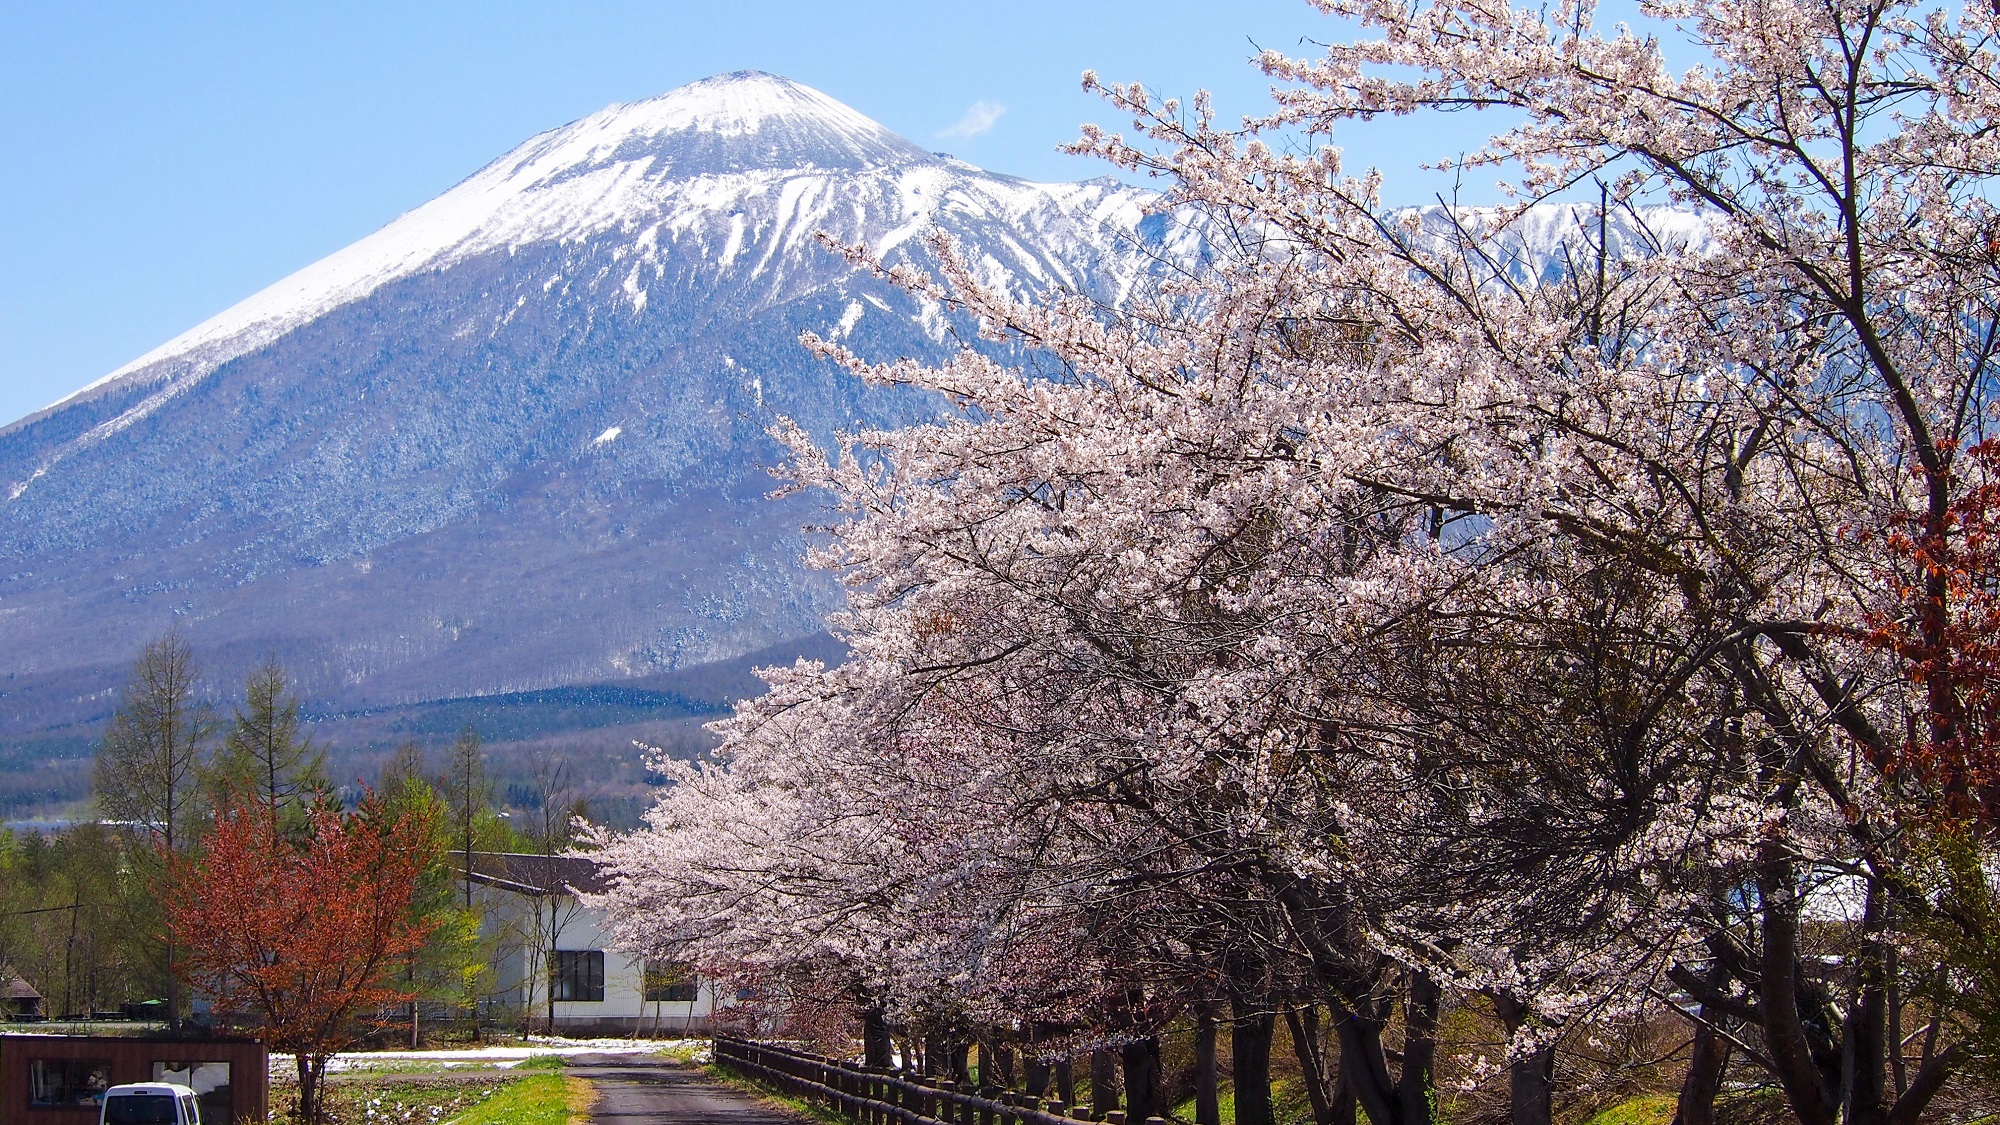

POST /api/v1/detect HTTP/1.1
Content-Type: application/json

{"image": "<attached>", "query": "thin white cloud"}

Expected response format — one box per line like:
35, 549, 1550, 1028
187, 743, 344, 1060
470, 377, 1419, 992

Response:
938, 100, 1006, 141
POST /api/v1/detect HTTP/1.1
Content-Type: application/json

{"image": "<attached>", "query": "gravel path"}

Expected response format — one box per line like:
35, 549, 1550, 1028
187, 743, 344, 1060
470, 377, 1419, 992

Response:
568, 1055, 802, 1125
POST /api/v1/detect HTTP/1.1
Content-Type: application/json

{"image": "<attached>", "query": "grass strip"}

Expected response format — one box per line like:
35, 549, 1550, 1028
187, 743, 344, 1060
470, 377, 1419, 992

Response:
444, 1072, 576, 1125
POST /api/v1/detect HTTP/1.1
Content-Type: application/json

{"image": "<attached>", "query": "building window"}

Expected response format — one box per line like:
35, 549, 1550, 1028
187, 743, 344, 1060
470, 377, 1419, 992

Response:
643, 961, 699, 1002
551, 950, 605, 1002
29, 1058, 111, 1107
154, 1061, 233, 1124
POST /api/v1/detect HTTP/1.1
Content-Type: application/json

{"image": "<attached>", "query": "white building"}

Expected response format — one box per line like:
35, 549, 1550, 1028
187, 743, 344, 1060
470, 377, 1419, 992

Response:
461, 853, 727, 1035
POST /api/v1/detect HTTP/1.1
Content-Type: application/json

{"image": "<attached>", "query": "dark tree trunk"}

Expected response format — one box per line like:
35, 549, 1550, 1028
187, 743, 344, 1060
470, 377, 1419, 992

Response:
863, 1008, 895, 1069
296, 1054, 312, 1125
994, 1044, 1017, 1088
1327, 972, 1438, 1125
1331, 1073, 1357, 1125
1232, 1001, 1278, 1125
1492, 993, 1555, 1125
1091, 1048, 1122, 1115
1055, 1058, 1075, 1107
1673, 1015, 1731, 1125
1331, 1000, 1401, 1125
1399, 970, 1441, 1125
1122, 1036, 1163, 1123
1285, 1005, 1339, 1125
1754, 857, 1840, 1125
298, 1054, 329, 1125
1195, 1005, 1222, 1125
165, 939, 181, 1035
1844, 885, 1891, 1125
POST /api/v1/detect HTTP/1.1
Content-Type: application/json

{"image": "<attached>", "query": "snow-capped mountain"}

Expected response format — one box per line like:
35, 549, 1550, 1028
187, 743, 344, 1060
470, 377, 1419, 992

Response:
0, 69, 1701, 745
0, 72, 1174, 731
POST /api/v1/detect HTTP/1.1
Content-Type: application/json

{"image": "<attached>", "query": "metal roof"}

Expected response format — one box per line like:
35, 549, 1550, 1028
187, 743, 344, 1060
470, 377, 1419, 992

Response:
456, 852, 608, 897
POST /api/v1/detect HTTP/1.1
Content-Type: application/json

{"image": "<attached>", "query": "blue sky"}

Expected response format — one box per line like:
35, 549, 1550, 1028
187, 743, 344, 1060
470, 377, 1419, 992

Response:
0, 0, 1510, 427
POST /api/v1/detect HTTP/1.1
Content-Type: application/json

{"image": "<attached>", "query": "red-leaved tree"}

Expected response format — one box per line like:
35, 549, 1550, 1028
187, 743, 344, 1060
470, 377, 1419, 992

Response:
165, 794, 439, 1124
1866, 439, 2000, 829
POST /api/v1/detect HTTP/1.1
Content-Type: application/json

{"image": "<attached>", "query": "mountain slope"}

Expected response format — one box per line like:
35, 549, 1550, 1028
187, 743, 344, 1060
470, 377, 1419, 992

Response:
0, 72, 1175, 733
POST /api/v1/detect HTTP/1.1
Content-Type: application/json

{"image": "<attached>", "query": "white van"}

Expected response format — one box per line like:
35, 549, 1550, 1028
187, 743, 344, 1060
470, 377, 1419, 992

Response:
98, 1082, 202, 1125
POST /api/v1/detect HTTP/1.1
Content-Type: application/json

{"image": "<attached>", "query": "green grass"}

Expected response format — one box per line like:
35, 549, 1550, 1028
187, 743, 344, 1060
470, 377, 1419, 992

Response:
1581, 1094, 1677, 1125
512, 1054, 571, 1071
443, 1073, 580, 1125
1170, 1084, 1238, 1125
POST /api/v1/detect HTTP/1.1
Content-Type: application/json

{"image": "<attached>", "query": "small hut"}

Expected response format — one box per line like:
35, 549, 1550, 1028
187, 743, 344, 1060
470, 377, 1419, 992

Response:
0, 972, 41, 1020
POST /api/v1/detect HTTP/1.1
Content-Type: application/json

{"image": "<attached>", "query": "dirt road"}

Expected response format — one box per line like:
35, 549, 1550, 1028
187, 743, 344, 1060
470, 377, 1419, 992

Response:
567, 1054, 801, 1125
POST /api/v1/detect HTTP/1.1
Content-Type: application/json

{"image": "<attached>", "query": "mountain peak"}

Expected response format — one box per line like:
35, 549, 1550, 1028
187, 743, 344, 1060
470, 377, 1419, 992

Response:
608, 71, 891, 141
503, 71, 933, 181
1, 74, 950, 432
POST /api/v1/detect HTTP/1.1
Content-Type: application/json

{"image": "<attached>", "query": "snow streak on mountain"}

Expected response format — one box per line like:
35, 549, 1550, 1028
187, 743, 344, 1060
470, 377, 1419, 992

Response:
0, 72, 1177, 729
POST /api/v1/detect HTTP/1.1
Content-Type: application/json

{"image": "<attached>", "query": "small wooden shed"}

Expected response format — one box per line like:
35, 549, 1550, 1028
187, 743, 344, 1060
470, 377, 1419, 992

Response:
0, 974, 40, 1019
0, 1033, 267, 1124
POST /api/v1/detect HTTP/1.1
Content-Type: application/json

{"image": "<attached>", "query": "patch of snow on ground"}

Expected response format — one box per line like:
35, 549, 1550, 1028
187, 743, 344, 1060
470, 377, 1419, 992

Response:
272, 1037, 701, 1076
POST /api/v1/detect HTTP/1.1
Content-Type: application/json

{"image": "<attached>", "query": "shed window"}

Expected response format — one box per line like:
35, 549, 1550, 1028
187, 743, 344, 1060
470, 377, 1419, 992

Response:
29, 1057, 111, 1107
155, 1060, 232, 1124
551, 949, 605, 1002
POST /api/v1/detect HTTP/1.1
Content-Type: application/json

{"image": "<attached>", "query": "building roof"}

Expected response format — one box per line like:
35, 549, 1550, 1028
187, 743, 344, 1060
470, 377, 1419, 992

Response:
1, 971, 41, 1001
457, 852, 608, 897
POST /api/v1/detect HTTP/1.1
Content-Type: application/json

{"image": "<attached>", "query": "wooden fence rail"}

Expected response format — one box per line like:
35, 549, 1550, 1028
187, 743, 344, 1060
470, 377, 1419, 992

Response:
713, 1037, 1167, 1125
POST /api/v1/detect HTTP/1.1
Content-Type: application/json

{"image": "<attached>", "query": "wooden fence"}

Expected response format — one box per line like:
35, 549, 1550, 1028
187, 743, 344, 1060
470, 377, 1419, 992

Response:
713, 1037, 1167, 1125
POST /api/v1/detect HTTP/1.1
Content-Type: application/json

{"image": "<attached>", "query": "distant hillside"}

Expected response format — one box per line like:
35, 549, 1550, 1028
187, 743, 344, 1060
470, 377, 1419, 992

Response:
0, 633, 846, 829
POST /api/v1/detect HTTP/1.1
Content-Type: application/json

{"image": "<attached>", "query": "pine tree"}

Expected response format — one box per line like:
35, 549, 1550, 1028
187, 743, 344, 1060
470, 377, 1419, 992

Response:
375, 749, 485, 1047
208, 657, 327, 831
92, 630, 216, 1033
437, 726, 489, 909
377, 741, 429, 797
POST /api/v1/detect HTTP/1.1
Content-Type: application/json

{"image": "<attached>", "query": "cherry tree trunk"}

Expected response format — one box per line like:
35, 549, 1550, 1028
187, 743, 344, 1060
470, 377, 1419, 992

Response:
1091, 1048, 1121, 1114
1330, 1074, 1357, 1125
1672, 1015, 1731, 1125
1232, 1002, 1278, 1125
1329, 970, 1438, 1125
863, 1007, 895, 1070
1025, 1054, 1052, 1097
1194, 1004, 1221, 1125
1284, 1005, 1339, 1125
1121, 1036, 1162, 1123
1492, 993, 1554, 1125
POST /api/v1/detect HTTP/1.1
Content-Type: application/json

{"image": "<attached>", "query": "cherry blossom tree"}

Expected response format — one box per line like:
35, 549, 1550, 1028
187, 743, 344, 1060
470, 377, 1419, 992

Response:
595, 4, 2000, 1125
